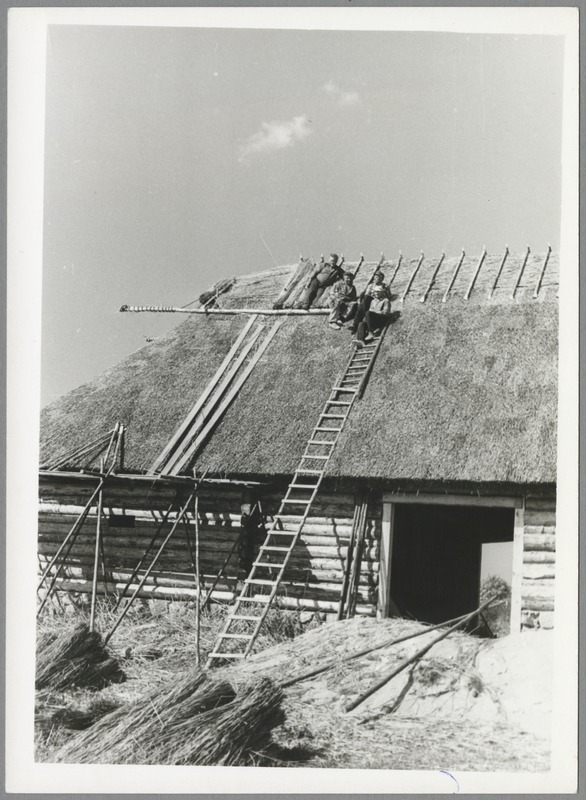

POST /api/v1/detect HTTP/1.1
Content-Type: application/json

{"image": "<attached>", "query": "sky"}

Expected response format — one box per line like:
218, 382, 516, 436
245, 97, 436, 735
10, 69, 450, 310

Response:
41, 25, 564, 405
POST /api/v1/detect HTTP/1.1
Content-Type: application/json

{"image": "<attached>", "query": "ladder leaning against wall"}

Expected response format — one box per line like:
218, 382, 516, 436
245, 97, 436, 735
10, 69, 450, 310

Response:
206, 331, 386, 667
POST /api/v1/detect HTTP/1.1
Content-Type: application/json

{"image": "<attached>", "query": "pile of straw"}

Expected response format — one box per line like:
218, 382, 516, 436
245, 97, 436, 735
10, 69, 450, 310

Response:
55, 672, 284, 765
36, 696, 121, 733
36, 623, 125, 691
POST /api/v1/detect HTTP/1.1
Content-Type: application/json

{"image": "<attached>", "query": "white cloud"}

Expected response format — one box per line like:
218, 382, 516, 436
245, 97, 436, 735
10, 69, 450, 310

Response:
323, 80, 360, 107
238, 115, 312, 163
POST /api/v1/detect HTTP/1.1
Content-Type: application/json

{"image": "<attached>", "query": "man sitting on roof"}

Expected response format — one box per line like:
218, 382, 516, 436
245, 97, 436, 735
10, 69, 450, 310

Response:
352, 273, 392, 348
328, 271, 358, 329
296, 253, 344, 310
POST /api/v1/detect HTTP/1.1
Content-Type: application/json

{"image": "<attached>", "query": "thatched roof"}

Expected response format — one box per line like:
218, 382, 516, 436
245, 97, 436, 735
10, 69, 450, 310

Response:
40, 251, 558, 486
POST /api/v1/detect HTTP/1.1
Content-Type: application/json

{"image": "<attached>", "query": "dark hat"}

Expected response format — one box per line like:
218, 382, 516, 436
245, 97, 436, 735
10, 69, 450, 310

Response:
344, 271, 354, 279
330, 253, 339, 262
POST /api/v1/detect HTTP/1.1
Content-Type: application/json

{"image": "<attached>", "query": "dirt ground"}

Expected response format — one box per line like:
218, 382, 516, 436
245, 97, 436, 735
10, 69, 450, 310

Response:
229, 616, 553, 771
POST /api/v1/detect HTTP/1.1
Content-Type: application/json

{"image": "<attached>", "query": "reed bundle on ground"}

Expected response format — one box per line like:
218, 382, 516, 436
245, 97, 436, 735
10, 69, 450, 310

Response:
36, 623, 125, 691
36, 696, 121, 733
55, 672, 284, 766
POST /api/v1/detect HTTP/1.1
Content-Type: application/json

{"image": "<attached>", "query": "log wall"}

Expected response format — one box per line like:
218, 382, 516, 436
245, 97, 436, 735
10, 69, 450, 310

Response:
37, 477, 379, 616
38, 476, 557, 627
521, 495, 556, 629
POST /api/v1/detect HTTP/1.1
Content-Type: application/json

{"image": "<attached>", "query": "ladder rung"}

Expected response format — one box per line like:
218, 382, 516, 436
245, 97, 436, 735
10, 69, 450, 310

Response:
307, 439, 335, 446
332, 387, 357, 392
260, 545, 291, 552
246, 578, 277, 585
314, 426, 342, 432
300, 454, 329, 460
218, 633, 254, 640
282, 498, 312, 503
267, 530, 300, 536
327, 400, 352, 405
208, 652, 245, 660
296, 468, 323, 474
321, 414, 346, 419
238, 596, 271, 602
289, 482, 320, 489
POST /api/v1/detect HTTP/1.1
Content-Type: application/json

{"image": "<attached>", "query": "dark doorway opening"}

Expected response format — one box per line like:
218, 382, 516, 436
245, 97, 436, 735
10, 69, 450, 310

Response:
390, 503, 514, 626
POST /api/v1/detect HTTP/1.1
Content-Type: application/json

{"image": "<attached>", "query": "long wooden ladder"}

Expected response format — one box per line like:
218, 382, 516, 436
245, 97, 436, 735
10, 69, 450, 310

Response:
206, 338, 382, 666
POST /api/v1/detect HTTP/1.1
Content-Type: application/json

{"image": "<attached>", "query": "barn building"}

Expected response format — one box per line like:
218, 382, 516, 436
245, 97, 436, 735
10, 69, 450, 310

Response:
38, 249, 558, 643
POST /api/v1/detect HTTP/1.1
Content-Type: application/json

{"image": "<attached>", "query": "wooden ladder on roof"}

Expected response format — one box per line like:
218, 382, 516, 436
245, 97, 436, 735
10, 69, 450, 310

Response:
149, 316, 282, 476
206, 332, 386, 667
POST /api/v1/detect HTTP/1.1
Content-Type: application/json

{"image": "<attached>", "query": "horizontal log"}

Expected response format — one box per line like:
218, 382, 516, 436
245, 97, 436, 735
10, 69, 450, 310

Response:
38, 527, 242, 549
272, 596, 374, 616
524, 525, 556, 536
39, 509, 244, 529
38, 534, 240, 561
49, 567, 232, 589
523, 551, 556, 564
39, 511, 381, 540
522, 563, 555, 580
521, 597, 555, 612
524, 510, 556, 526
277, 582, 373, 603
38, 556, 239, 580
523, 533, 555, 551
40, 558, 376, 589
521, 583, 555, 600
37, 537, 380, 565
38, 488, 244, 514
49, 579, 375, 616
50, 578, 213, 602
524, 497, 556, 512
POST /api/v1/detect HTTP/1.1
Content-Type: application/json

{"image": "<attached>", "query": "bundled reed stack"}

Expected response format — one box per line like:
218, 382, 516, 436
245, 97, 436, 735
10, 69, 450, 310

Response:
36, 622, 125, 691
55, 672, 285, 766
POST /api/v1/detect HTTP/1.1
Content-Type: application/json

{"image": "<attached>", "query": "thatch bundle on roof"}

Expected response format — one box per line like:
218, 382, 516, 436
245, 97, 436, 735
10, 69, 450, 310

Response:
36, 623, 125, 691
54, 671, 284, 765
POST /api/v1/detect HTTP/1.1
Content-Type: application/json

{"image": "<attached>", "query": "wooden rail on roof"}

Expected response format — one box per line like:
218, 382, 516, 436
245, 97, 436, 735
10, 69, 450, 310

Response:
488, 246, 509, 299
120, 304, 329, 316
533, 245, 552, 299
512, 245, 531, 299
400, 251, 424, 303
420, 252, 445, 303
442, 249, 465, 302
464, 247, 487, 301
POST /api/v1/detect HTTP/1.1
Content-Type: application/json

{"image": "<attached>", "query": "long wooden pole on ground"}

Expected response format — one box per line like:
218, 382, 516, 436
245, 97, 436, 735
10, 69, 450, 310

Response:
280, 609, 481, 689
344, 595, 498, 712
